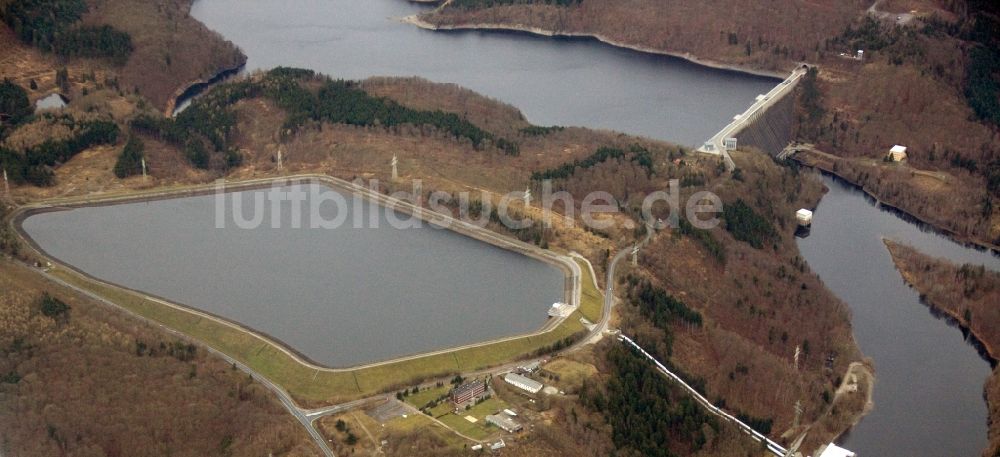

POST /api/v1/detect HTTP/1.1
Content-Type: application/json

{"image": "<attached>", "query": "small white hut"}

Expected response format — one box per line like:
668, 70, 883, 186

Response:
796, 209, 813, 227
547, 302, 572, 318
888, 145, 908, 162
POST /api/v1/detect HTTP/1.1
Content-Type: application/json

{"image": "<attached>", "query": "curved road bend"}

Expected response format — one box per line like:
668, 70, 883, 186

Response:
13, 262, 337, 457
593, 224, 656, 338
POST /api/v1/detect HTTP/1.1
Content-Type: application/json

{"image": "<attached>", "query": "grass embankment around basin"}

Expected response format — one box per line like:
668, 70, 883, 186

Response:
48, 256, 596, 407
575, 258, 603, 323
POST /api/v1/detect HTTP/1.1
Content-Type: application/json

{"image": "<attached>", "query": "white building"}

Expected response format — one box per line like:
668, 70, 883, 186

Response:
504, 373, 543, 395
818, 443, 856, 457
547, 302, 573, 318
796, 208, 813, 227
486, 414, 523, 433
724, 137, 738, 150
888, 144, 908, 162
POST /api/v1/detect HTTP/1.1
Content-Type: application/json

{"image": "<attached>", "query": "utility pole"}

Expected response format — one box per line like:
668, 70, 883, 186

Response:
141, 157, 147, 179
391, 154, 398, 180
631, 244, 639, 266
523, 186, 531, 206
277, 147, 284, 171
794, 345, 801, 371
2, 168, 8, 195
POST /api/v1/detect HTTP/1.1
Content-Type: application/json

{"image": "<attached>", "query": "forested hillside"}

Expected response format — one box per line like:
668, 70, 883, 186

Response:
580, 345, 725, 457
131, 68, 521, 171
0, 0, 245, 112
422, 0, 867, 71
0, 78, 32, 138
1, 0, 133, 63
0, 262, 319, 456
631, 152, 862, 448
420, 0, 1000, 247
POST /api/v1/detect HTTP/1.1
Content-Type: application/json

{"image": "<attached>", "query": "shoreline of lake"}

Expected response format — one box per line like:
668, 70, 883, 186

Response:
794, 155, 1000, 257
400, 14, 791, 80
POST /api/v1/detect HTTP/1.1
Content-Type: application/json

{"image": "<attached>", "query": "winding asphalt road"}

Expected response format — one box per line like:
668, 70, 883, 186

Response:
594, 224, 656, 337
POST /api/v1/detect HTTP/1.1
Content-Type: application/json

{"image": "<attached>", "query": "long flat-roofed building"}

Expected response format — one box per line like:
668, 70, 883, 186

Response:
486, 414, 523, 433
450, 379, 486, 406
504, 373, 543, 395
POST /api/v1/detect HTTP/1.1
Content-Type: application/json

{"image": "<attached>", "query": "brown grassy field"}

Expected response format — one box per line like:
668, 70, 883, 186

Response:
0, 26, 115, 104
883, 240, 1000, 456
0, 261, 319, 457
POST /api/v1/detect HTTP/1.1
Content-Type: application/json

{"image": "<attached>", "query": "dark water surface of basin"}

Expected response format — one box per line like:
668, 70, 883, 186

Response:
22, 183, 565, 367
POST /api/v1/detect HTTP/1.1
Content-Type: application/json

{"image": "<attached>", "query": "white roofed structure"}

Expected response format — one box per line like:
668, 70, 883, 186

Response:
796, 208, 813, 226
486, 414, 523, 433
547, 302, 573, 318
817, 443, 857, 457
888, 144, 908, 161
504, 373, 543, 394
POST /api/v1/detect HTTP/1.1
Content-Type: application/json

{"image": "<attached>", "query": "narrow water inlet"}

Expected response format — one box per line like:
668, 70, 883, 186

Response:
797, 174, 997, 456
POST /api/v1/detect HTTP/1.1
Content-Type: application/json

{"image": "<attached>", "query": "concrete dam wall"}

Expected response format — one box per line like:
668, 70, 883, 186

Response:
734, 92, 795, 157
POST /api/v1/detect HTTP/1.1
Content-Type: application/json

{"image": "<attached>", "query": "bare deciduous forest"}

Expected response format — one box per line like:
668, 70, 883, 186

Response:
626, 152, 862, 442
0, 262, 319, 457
423, 0, 1000, 246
